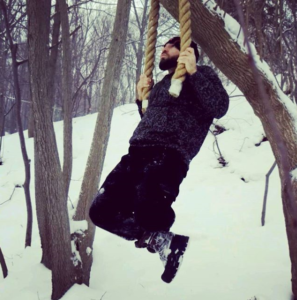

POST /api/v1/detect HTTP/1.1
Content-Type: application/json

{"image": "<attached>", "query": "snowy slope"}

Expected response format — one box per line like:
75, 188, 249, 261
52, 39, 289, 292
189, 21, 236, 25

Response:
0, 85, 291, 300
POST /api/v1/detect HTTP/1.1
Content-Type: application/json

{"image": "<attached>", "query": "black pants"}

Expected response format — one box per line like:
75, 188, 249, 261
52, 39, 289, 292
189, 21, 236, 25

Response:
89, 146, 188, 241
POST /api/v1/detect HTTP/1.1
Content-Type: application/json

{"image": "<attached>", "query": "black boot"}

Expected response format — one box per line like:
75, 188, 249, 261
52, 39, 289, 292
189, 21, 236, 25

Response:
136, 231, 190, 283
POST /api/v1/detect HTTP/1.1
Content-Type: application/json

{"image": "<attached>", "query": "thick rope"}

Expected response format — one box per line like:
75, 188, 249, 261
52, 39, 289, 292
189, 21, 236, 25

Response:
140, 0, 160, 113
169, 0, 192, 98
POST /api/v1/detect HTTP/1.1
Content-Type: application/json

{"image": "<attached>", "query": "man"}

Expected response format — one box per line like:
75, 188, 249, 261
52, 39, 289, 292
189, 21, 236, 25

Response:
89, 37, 229, 283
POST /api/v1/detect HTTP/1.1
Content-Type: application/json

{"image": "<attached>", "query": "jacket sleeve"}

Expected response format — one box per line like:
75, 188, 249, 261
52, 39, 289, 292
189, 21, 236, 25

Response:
187, 66, 229, 119
135, 99, 144, 119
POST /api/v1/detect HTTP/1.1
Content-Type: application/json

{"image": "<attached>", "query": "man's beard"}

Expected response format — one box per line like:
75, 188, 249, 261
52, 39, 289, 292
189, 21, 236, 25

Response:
159, 56, 178, 71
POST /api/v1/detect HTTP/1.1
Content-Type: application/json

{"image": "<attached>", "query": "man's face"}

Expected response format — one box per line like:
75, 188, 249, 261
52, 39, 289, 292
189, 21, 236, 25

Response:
159, 43, 180, 71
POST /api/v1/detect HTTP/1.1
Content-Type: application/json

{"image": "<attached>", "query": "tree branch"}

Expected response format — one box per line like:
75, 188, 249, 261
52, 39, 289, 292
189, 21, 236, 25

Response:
0, 247, 8, 278
261, 161, 277, 226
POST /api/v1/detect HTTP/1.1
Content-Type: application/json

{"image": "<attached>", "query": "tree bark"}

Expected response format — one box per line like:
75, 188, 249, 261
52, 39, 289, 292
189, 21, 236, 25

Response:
26, 0, 77, 299
0, 0, 33, 248
73, 0, 132, 286
160, 0, 297, 297
58, 0, 73, 197
27, 104, 34, 138
48, 1, 61, 112
0, 15, 5, 138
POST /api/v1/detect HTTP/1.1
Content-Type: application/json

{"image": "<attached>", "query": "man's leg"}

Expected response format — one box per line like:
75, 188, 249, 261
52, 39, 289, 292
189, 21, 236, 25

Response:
89, 153, 143, 241
130, 147, 190, 283
134, 148, 188, 232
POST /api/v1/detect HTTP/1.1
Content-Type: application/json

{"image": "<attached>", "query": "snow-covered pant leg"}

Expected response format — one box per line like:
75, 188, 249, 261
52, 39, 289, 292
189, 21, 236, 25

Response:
130, 147, 188, 232
89, 154, 143, 241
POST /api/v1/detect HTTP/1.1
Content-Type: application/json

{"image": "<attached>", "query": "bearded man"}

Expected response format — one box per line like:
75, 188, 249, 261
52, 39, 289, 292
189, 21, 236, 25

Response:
89, 37, 229, 283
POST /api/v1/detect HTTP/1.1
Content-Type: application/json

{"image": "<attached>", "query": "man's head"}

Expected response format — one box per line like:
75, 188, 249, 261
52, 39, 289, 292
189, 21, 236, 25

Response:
159, 36, 199, 71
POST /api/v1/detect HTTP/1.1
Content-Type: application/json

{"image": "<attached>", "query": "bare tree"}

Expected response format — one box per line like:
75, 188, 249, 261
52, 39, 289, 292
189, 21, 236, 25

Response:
26, 0, 81, 298
58, 0, 73, 197
0, 0, 33, 248
73, 0, 132, 285
160, 0, 297, 297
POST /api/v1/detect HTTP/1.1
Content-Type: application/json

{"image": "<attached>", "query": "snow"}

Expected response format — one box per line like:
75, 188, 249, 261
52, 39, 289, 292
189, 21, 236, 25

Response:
86, 247, 92, 256
0, 84, 292, 300
291, 168, 297, 180
70, 220, 88, 234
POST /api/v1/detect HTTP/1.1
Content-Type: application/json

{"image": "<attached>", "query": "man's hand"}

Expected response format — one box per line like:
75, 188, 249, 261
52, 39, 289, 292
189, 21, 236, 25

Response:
178, 47, 197, 75
137, 74, 154, 99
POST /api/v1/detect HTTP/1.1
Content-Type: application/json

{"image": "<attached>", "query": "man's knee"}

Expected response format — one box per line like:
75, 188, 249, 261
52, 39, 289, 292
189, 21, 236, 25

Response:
89, 193, 113, 227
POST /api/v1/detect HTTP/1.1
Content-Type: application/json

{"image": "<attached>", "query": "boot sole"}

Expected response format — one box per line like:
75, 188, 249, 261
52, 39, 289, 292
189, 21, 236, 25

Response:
161, 234, 190, 283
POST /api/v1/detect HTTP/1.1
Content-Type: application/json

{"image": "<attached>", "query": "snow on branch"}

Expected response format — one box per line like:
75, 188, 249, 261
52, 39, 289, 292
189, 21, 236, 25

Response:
202, 0, 297, 130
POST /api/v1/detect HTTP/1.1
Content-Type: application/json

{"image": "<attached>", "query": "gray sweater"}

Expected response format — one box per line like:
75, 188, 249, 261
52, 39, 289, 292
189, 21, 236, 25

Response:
129, 66, 229, 165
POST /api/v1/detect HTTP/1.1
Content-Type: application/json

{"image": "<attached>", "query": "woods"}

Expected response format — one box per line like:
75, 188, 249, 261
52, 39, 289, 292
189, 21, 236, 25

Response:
1, 0, 297, 299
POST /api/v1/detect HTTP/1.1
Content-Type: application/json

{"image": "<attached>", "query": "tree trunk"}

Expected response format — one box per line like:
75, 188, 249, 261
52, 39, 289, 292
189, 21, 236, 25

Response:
26, 0, 77, 299
0, 15, 5, 139
73, 0, 132, 286
58, 0, 73, 197
0, 0, 33, 248
48, 1, 61, 112
133, 0, 149, 91
160, 0, 297, 297
27, 105, 34, 138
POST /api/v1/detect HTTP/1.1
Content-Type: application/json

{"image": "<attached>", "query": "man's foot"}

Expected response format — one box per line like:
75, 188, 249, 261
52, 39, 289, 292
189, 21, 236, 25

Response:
135, 231, 190, 283
159, 233, 189, 283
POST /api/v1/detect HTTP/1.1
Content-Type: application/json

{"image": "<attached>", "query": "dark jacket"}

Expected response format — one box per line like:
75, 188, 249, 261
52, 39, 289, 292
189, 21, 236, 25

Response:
129, 66, 229, 165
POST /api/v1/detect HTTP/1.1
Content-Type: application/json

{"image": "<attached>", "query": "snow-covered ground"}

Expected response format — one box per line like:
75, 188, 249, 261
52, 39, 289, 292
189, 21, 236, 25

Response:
0, 84, 292, 300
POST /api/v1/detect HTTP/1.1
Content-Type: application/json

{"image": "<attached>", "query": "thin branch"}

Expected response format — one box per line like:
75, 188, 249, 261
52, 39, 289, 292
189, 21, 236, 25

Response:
4, 102, 15, 117
229, 94, 244, 98
209, 129, 227, 167
0, 186, 17, 205
68, 0, 92, 11
50, 25, 81, 50
72, 47, 108, 103
261, 161, 277, 226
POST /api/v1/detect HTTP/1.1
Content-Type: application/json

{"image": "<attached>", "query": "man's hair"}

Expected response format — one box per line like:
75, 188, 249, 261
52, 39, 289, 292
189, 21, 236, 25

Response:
163, 36, 199, 62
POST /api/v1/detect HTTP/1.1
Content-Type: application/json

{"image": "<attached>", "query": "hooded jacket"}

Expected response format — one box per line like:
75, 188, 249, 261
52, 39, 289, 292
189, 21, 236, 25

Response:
129, 65, 229, 165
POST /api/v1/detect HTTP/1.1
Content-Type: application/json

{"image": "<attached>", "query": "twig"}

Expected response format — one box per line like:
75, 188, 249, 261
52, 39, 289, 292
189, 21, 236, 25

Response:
0, 186, 17, 205
68, 196, 75, 209
261, 161, 277, 226
229, 94, 244, 98
239, 137, 249, 152
4, 102, 16, 117
210, 130, 228, 167
100, 291, 107, 300
50, 26, 81, 49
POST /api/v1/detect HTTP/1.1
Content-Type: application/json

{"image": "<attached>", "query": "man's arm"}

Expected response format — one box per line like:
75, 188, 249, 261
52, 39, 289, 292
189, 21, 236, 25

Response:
135, 99, 144, 118
187, 66, 229, 119
135, 74, 154, 119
